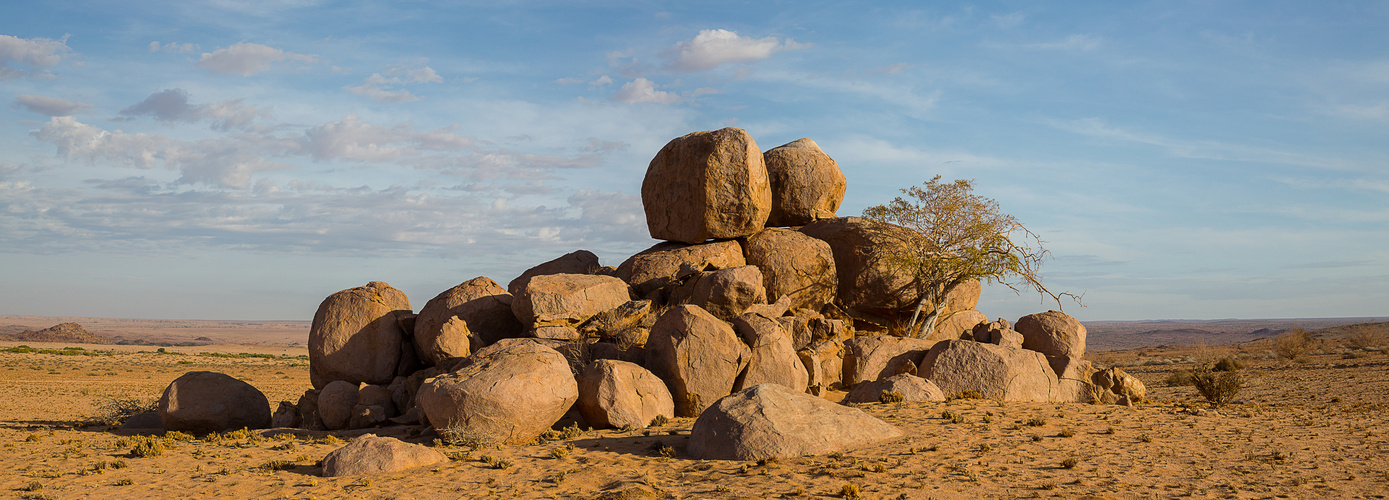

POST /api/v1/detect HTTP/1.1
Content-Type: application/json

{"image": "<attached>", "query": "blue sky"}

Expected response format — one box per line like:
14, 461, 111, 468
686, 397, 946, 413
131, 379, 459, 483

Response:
1, 1, 1385, 322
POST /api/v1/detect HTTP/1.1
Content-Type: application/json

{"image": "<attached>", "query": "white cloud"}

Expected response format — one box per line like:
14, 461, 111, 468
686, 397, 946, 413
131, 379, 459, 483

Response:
668, 29, 808, 72
196, 42, 316, 76
148, 41, 198, 53
612, 78, 681, 105
14, 94, 94, 116
118, 89, 267, 131
0, 34, 73, 80
30, 116, 170, 169
345, 64, 444, 103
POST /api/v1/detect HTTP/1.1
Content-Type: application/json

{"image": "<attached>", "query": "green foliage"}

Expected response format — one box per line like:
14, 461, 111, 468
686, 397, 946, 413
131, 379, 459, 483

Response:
863, 176, 1073, 336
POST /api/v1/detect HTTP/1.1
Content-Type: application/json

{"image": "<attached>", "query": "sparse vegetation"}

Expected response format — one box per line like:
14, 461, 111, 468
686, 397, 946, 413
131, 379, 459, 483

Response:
839, 483, 862, 499
1212, 357, 1244, 372
438, 423, 496, 448
1343, 324, 1387, 350
1061, 457, 1078, 469
879, 390, 904, 403
1274, 327, 1318, 361
1165, 369, 1194, 387
1191, 364, 1244, 407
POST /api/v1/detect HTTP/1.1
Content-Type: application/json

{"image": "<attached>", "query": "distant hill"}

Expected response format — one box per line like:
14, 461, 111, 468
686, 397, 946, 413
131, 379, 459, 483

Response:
1, 322, 112, 344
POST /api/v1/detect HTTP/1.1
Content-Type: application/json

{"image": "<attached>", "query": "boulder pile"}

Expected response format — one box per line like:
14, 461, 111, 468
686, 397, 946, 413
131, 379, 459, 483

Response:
163, 127, 1140, 465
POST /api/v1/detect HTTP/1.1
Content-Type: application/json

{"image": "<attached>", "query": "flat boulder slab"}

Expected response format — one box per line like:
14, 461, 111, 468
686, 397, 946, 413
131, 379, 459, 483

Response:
762, 138, 847, 227
158, 371, 271, 434
687, 383, 903, 461
798, 217, 927, 314
641, 127, 771, 243
842, 335, 938, 388
413, 277, 524, 366
732, 313, 809, 392
1093, 367, 1146, 405
920, 340, 1062, 402
690, 265, 767, 321
645, 305, 751, 417
843, 373, 946, 404
1015, 310, 1088, 359
310, 281, 412, 389
321, 434, 448, 477
513, 274, 631, 340
743, 228, 837, 313
577, 360, 675, 429
416, 340, 578, 445
614, 240, 746, 300
507, 249, 602, 295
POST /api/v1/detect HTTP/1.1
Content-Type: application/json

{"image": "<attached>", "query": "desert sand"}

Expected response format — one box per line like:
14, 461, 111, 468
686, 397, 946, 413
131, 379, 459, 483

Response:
2, 334, 1387, 499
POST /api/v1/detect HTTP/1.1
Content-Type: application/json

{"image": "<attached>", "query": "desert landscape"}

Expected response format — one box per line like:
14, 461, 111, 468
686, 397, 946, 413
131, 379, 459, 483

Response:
2, 317, 1387, 499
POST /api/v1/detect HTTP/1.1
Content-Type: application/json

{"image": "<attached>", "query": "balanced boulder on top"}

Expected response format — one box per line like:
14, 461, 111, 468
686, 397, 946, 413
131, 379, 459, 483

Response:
641, 127, 771, 243
309, 281, 412, 389
763, 138, 846, 227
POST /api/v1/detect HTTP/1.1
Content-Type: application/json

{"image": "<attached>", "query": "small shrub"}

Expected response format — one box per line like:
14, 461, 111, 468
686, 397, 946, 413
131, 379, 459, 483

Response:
839, 483, 862, 499
879, 390, 904, 403
1058, 428, 1075, 438
1040, 480, 1058, 490
114, 478, 135, 486
1212, 357, 1244, 372
438, 424, 494, 448
1030, 434, 1042, 442
1274, 327, 1317, 360
1140, 434, 1153, 443
649, 414, 670, 427
257, 460, 296, 472
1061, 457, 1078, 469
550, 444, 573, 459
1191, 365, 1244, 407
953, 389, 983, 400
22, 481, 43, 491
1026, 417, 1047, 427
316, 435, 341, 445
1343, 324, 1386, 350
1164, 370, 1194, 387
129, 436, 166, 458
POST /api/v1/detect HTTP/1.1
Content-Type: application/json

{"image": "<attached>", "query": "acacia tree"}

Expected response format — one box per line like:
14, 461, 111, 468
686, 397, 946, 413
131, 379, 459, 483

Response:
862, 176, 1076, 338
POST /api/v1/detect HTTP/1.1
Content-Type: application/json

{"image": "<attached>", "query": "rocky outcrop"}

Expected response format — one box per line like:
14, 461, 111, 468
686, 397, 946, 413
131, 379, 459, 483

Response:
797, 339, 844, 395
1092, 367, 1146, 404
309, 281, 412, 389
640, 127, 771, 243
690, 265, 766, 320
614, 240, 746, 300
158, 371, 271, 434
920, 340, 1061, 402
413, 277, 524, 366
842, 373, 946, 404
687, 384, 903, 460
972, 319, 1024, 348
4, 322, 111, 344
1015, 310, 1087, 359
512, 274, 631, 341
731, 313, 809, 392
576, 360, 675, 429
763, 138, 846, 227
507, 249, 602, 295
1050, 356, 1098, 403
930, 310, 988, 342
321, 434, 448, 477
842, 335, 937, 387
416, 340, 578, 445
644, 305, 751, 417
579, 300, 655, 345
742, 228, 837, 314
798, 217, 927, 314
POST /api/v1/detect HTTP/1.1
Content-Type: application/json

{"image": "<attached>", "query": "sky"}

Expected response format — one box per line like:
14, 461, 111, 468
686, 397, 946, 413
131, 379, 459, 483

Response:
1, 1, 1386, 323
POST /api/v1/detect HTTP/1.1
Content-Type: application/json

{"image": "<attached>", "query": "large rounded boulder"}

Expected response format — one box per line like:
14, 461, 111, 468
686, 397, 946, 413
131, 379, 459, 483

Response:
687, 383, 903, 461
690, 265, 767, 321
309, 281, 412, 389
920, 340, 1062, 402
798, 217, 928, 314
158, 371, 271, 434
644, 305, 751, 417
413, 277, 524, 366
416, 339, 578, 445
576, 359, 675, 429
743, 228, 837, 314
1015, 310, 1087, 359
763, 138, 846, 227
640, 127, 771, 243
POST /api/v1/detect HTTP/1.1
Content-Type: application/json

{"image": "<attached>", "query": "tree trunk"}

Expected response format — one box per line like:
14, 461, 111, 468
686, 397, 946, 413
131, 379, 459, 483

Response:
911, 282, 957, 339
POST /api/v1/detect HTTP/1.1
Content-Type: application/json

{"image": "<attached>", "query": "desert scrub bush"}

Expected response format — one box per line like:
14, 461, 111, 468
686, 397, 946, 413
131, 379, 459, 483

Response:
129, 435, 166, 458
1191, 365, 1243, 407
437, 423, 496, 448
1058, 428, 1076, 438
648, 414, 670, 427
256, 460, 296, 472
951, 389, 983, 400
1343, 324, 1387, 350
1165, 369, 1194, 387
839, 483, 862, 499
1212, 357, 1244, 372
1061, 457, 1078, 469
879, 390, 905, 403
550, 444, 573, 459
1026, 417, 1047, 427
87, 398, 157, 426
1274, 327, 1318, 360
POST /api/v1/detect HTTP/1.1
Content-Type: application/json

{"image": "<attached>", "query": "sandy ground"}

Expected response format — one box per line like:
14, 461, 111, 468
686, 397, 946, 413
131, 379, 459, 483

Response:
2, 340, 1387, 499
